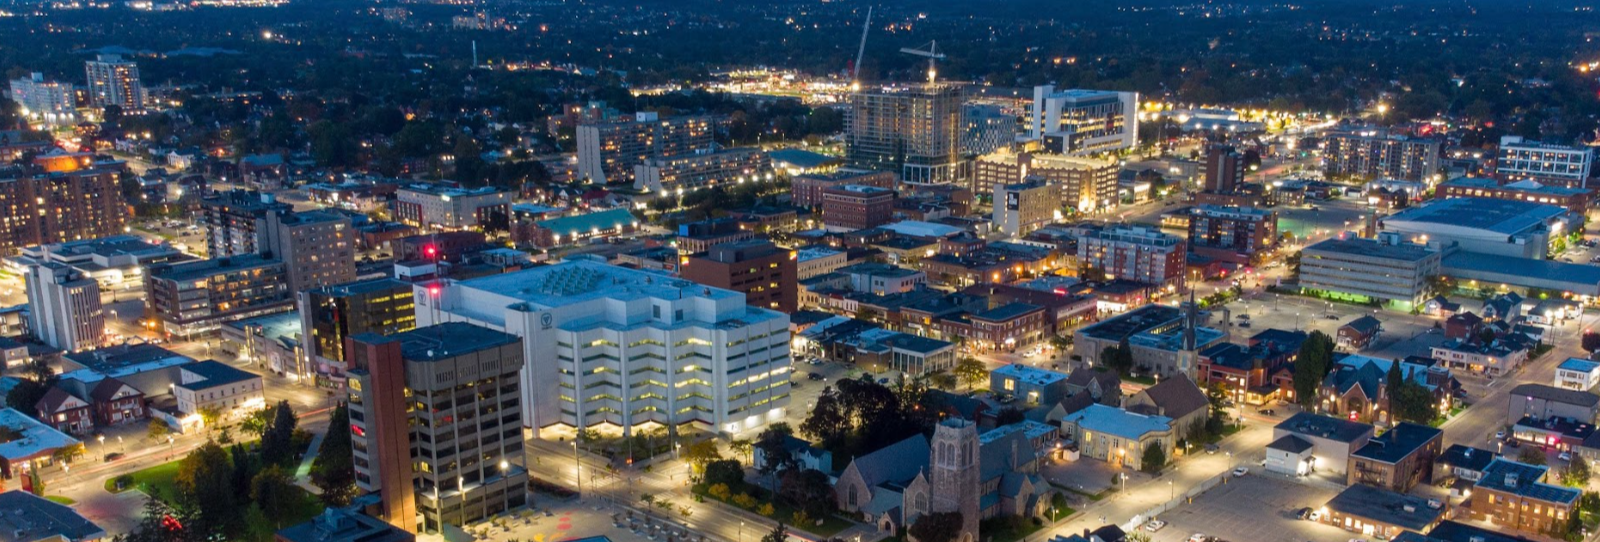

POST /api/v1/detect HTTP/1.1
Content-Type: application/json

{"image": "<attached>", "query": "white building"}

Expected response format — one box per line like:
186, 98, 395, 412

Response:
12, 235, 186, 302
1555, 358, 1600, 392
24, 263, 103, 352
173, 360, 266, 425
797, 247, 847, 280
415, 257, 792, 436
1380, 197, 1571, 260
84, 54, 145, 110
1497, 135, 1594, 189
1027, 86, 1138, 156
8, 73, 76, 126
394, 184, 511, 230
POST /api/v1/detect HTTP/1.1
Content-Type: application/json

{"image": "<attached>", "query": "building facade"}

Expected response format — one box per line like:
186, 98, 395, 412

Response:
1076, 224, 1186, 290
24, 262, 104, 352
298, 278, 417, 387
200, 190, 293, 258
993, 180, 1056, 237
1495, 136, 1594, 188
393, 185, 512, 230
1186, 205, 1278, 264
847, 83, 966, 185
8, 73, 76, 126
576, 112, 717, 184
632, 147, 771, 192
682, 240, 798, 313
84, 54, 144, 110
144, 254, 293, 338
792, 170, 896, 209
262, 210, 357, 292
821, 185, 895, 231
1298, 233, 1441, 310
1026, 86, 1138, 156
1323, 132, 1442, 182
0, 166, 128, 255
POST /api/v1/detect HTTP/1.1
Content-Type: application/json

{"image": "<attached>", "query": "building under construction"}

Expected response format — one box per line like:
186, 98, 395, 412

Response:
845, 82, 967, 186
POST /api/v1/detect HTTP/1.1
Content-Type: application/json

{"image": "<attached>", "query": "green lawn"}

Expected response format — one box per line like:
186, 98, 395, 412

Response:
106, 458, 183, 503
691, 485, 854, 537
45, 496, 75, 505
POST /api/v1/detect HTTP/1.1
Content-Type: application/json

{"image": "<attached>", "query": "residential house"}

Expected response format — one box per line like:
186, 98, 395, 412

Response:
1438, 444, 1497, 484
1423, 296, 1461, 318
1554, 358, 1600, 391
1064, 371, 1122, 406
87, 377, 144, 427
34, 388, 91, 435
1482, 292, 1525, 322
1445, 312, 1485, 340
1347, 422, 1443, 492
1196, 328, 1307, 405
1338, 315, 1383, 350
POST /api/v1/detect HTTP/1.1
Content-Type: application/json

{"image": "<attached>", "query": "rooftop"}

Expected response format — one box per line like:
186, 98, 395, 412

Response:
147, 253, 281, 282
360, 323, 519, 362
972, 302, 1044, 322
306, 277, 412, 298
0, 490, 105, 542
1438, 444, 1497, 473
880, 220, 965, 239
535, 208, 638, 238
460, 259, 745, 308
1077, 304, 1183, 341
1352, 423, 1442, 464
1392, 520, 1533, 542
978, 420, 1057, 445
1384, 197, 1567, 234
275, 506, 414, 542
1443, 177, 1589, 197
1477, 458, 1580, 504
1277, 412, 1375, 443
178, 360, 263, 391
1063, 404, 1173, 441
1267, 434, 1313, 454
768, 148, 841, 169
993, 364, 1067, 387
399, 183, 507, 198
0, 408, 79, 463
1322, 484, 1444, 532
1303, 236, 1436, 262
1508, 383, 1600, 408
1442, 251, 1600, 289
1559, 357, 1600, 374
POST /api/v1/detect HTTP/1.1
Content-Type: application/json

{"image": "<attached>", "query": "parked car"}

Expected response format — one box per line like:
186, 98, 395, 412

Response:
1296, 507, 1313, 520
1237, 322, 1251, 328
1232, 467, 1249, 477
1495, 430, 1506, 440
1144, 520, 1167, 532
807, 373, 824, 381
1188, 534, 1209, 542
1205, 443, 1220, 454
1258, 408, 1276, 416
1560, 451, 1573, 462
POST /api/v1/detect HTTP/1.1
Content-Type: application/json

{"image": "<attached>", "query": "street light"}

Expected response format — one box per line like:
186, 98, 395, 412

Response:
1168, 479, 1173, 500
572, 441, 582, 498
740, 521, 745, 542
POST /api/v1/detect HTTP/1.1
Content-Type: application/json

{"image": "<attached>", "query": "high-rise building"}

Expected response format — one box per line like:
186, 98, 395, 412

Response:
414, 259, 791, 436
1204, 144, 1245, 192
200, 190, 292, 258
1186, 205, 1278, 264
576, 112, 717, 184
24, 262, 103, 351
632, 147, 771, 192
821, 184, 896, 231
83, 55, 145, 111
846, 83, 966, 185
0, 166, 128, 255
1299, 233, 1441, 310
993, 179, 1056, 237
261, 210, 356, 292
8, 73, 76, 126
681, 239, 797, 313
144, 254, 292, 338
347, 323, 529, 533
1027, 86, 1138, 156
961, 104, 1018, 156
1077, 224, 1187, 290
1495, 135, 1595, 189
393, 185, 512, 230
791, 170, 896, 208
971, 151, 1118, 213
298, 278, 417, 386
1323, 132, 1441, 182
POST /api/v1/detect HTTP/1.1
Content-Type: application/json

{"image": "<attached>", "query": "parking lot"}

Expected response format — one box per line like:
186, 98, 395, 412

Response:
1147, 474, 1360, 542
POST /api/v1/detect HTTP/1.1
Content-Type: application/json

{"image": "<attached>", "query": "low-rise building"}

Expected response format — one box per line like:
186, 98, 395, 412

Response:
0, 489, 106, 542
1299, 233, 1441, 311
821, 185, 896, 232
1337, 315, 1383, 350
991, 364, 1068, 406
274, 505, 415, 542
1272, 412, 1375, 476
1438, 444, 1497, 483
1122, 375, 1210, 440
1347, 422, 1444, 492
1506, 383, 1598, 424
1555, 358, 1600, 391
1431, 338, 1529, 378
174, 360, 265, 427
1465, 459, 1580, 536
1059, 404, 1174, 469
1438, 177, 1590, 214
393, 184, 512, 230
1319, 484, 1446, 540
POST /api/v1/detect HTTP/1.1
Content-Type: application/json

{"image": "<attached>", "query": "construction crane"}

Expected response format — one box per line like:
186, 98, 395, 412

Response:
850, 7, 872, 91
900, 40, 946, 83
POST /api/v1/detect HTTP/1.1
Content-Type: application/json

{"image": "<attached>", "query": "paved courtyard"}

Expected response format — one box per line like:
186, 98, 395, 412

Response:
1148, 474, 1361, 542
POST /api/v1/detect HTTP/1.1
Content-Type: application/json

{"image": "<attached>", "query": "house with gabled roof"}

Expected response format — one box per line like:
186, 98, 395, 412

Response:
1338, 315, 1384, 350
1482, 292, 1525, 322
1122, 375, 1209, 440
34, 387, 91, 435
87, 377, 144, 427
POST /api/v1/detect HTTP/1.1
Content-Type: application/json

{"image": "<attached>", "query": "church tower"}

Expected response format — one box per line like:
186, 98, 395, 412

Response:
930, 418, 980, 542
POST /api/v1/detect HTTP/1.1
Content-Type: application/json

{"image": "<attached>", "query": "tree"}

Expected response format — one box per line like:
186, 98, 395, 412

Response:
1583, 331, 1600, 353
800, 388, 849, 448
909, 512, 964, 542
778, 468, 836, 519
197, 405, 223, 433
1519, 446, 1548, 466
175, 442, 239, 538
954, 358, 989, 391
1563, 458, 1592, 488
1140, 442, 1167, 474
681, 440, 722, 473
1102, 338, 1135, 375
708, 483, 732, 500
239, 408, 273, 439
250, 466, 299, 528
1293, 331, 1336, 407
7, 375, 56, 420
259, 401, 298, 468
730, 439, 754, 464
115, 496, 190, 542
732, 493, 758, 509
52, 442, 85, 465
147, 419, 170, 442
310, 404, 357, 506
758, 503, 776, 517
703, 459, 745, 490
1391, 380, 1440, 424
761, 523, 788, 542
994, 407, 1025, 426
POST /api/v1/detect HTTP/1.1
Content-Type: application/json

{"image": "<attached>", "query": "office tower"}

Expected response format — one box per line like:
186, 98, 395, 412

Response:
791, 170, 896, 208
144, 254, 291, 338
200, 190, 292, 258
393, 185, 512, 230
821, 184, 896, 231
83, 54, 145, 110
576, 112, 717, 184
681, 239, 797, 313
972, 151, 1119, 213
0, 166, 128, 255
347, 323, 529, 533
1077, 224, 1187, 290
1300, 233, 1442, 311
1324, 131, 1442, 182
1027, 86, 1138, 156
993, 179, 1056, 237
261, 210, 357, 292
846, 83, 966, 185
24, 263, 104, 351
1496, 135, 1595, 189
414, 259, 791, 436
1186, 205, 1278, 264
298, 278, 417, 385
1204, 144, 1245, 192
8, 73, 77, 125
961, 104, 1018, 156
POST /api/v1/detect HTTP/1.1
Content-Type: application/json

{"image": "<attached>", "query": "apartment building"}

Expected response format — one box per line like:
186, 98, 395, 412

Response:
8, 73, 76, 126
577, 112, 717, 184
200, 190, 292, 258
393, 185, 512, 230
1298, 233, 1442, 310
1466, 459, 1580, 536
1437, 177, 1590, 214
298, 278, 417, 386
1027, 86, 1138, 156
24, 262, 104, 352
0, 166, 128, 255
84, 54, 144, 110
1076, 224, 1187, 290
681, 239, 797, 313
1186, 205, 1278, 264
821, 185, 895, 231
414, 259, 791, 436
847, 83, 966, 185
262, 210, 356, 292
1324, 131, 1442, 182
632, 146, 771, 192
347, 323, 529, 533
144, 254, 292, 338
792, 170, 896, 208
1496, 135, 1594, 188
971, 151, 1118, 214
993, 180, 1056, 237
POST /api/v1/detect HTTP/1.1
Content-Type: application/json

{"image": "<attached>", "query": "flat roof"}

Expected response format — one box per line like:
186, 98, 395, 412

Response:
1385, 197, 1566, 234
1277, 412, 1374, 443
880, 220, 965, 239
768, 148, 841, 169
306, 277, 413, 298
0, 490, 105, 542
1444, 177, 1589, 197
1508, 383, 1600, 407
360, 322, 519, 362
993, 364, 1067, 386
972, 302, 1043, 322
1323, 484, 1444, 531
460, 259, 744, 308
178, 360, 262, 391
1063, 404, 1172, 441
1443, 251, 1600, 291
1560, 358, 1600, 374
1478, 459, 1580, 504
1351, 423, 1442, 464
0, 408, 79, 462
1303, 236, 1436, 262
535, 208, 637, 237
1077, 304, 1182, 341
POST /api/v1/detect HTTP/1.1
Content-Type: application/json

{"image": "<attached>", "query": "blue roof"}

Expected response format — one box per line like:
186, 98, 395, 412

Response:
1064, 404, 1172, 440
768, 148, 841, 169
993, 364, 1067, 386
1443, 251, 1600, 293
536, 208, 637, 237
1559, 357, 1600, 374
1477, 459, 1580, 505
178, 360, 262, 391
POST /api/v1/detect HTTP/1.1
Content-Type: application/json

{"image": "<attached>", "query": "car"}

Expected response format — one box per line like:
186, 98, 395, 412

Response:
1258, 408, 1276, 416
877, 377, 891, 384
1495, 430, 1507, 440
1325, 314, 1339, 320
808, 359, 824, 365
1143, 520, 1167, 532
807, 373, 824, 381
1188, 534, 1209, 542
1232, 467, 1249, 477
1236, 314, 1250, 320
1560, 451, 1573, 462
1295, 507, 1313, 520
1237, 322, 1251, 328
1204, 443, 1220, 454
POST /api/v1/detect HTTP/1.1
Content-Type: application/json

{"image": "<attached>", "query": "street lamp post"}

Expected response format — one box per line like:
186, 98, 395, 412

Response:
1168, 479, 1173, 501
740, 521, 745, 542
572, 441, 582, 498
